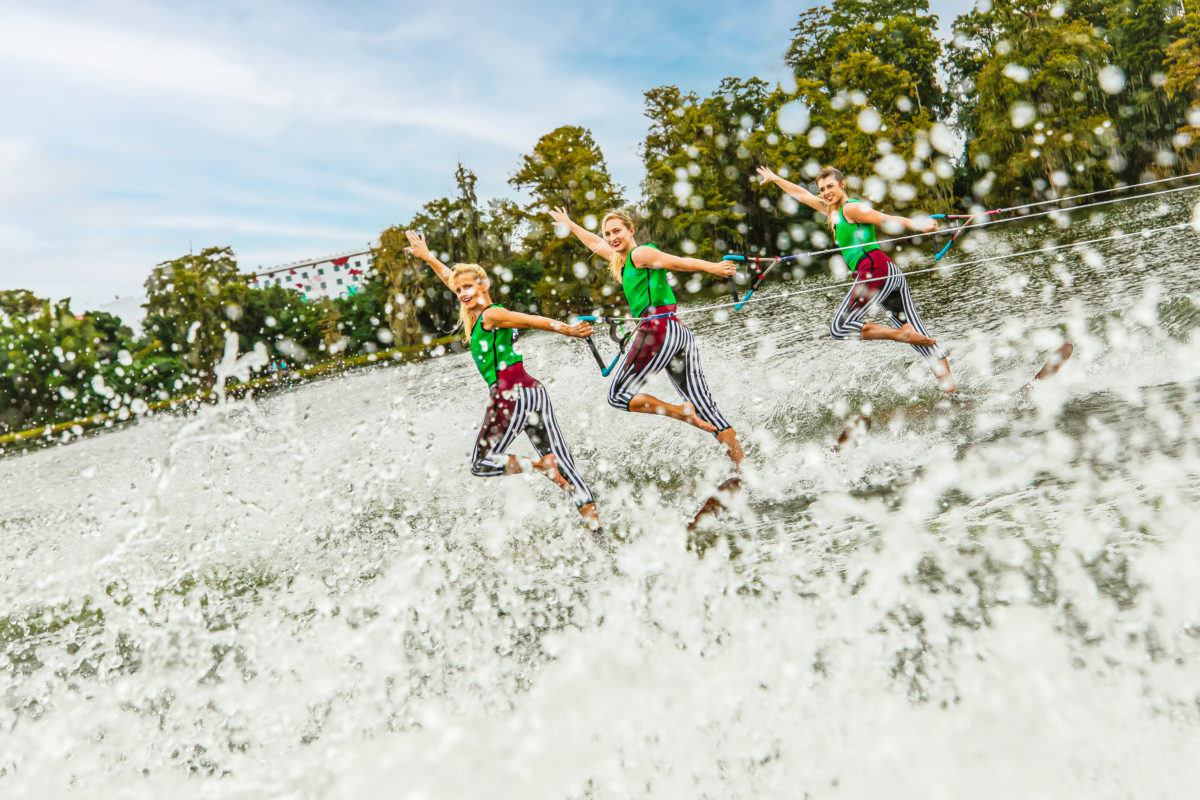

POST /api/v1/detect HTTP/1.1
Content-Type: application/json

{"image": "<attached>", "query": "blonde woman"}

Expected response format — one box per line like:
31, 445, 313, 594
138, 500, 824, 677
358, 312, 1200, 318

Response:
405, 231, 600, 527
550, 208, 745, 468
757, 165, 955, 392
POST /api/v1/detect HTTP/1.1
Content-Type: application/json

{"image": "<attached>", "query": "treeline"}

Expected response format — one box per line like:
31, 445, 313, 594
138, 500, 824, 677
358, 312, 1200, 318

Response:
2, 0, 1196, 437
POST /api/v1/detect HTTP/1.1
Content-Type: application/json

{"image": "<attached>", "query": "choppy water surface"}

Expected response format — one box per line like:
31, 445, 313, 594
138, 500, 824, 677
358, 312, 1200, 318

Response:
3, 195, 1200, 798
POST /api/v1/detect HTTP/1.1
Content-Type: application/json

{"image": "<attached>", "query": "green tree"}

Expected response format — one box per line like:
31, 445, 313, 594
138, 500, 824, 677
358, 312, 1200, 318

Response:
968, 15, 1114, 200
233, 284, 326, 365
372, 226, 436, 347
1097, 0, 1192, 179
332, 278, 392, 354
143, 247, 251, 385
1164, 8, 1200, 168
0, 289, 48, 319
510, 125, 625, 315
786, 0, 945, 114
0, 297, 179, 434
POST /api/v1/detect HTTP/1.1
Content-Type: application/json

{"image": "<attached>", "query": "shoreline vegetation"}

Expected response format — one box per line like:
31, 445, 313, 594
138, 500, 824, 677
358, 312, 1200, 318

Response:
2, 0, 1197, 444
0, 335, 459, 453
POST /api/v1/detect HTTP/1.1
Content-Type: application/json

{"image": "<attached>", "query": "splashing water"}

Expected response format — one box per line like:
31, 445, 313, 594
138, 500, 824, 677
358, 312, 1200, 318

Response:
3, 194, 1200, 797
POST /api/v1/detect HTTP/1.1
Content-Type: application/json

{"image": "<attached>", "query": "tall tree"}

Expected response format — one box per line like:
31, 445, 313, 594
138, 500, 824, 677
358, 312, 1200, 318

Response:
1098, 0, 1192, 179
786, 0, 945, 114
510, 125, 625, 315
1164, 7, 1200, 168
372, 225, 436, 347
948, 2, 1117, 202
142, 247, 251, 385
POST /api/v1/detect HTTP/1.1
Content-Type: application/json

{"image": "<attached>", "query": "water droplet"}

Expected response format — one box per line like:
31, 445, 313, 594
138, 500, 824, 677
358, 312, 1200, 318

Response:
777, 100, 810, 135
1011, 102, 1036, 128
1003, 63, 1030, 83
930, 123, 957, 155
857, 108, 882, 133
1098, 65, 1125, 95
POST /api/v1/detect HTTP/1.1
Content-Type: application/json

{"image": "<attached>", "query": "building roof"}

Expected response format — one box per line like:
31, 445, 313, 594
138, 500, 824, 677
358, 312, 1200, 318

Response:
250, 247, 375, 279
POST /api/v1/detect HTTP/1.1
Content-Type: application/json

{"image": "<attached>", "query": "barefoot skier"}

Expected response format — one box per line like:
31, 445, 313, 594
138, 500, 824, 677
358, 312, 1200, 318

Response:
758, 165, 956, 393
405, 231, 601, 527
551, 208, 746, 468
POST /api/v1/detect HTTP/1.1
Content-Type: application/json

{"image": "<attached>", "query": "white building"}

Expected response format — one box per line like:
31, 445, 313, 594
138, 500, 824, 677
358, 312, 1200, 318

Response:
249, 248, 377, 301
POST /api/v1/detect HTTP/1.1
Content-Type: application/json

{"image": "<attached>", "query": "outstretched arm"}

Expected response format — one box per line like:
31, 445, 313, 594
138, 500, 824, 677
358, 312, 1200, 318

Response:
631, 245, 736, 278
842, 203, 938, 234
482, 307, 593, 338
404, 231, 454, 288
549, 207, 616, 262
757, 166, 827, 213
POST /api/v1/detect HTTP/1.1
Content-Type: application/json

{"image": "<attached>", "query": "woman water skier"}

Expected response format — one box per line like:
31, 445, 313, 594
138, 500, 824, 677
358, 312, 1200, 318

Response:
405, 231, 601, 527
757, 165, 956, 393
550, 208, 745, 468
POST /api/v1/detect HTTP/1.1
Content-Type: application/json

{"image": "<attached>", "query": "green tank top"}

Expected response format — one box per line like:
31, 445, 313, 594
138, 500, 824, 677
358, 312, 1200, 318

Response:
834, 199, 880, 272
469, 304, 522, 386
622, 244, 677, 317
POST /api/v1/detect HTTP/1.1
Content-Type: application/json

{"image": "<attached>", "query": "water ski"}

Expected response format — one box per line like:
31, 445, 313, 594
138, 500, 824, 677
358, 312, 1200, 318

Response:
687, 476, 743, 534
1033, 342, 1074, 381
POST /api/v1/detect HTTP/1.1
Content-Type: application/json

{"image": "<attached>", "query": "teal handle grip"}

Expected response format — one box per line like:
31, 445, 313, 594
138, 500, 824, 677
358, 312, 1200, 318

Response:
578, 314, 599, 322
929, 214, 946, 220
723, 254, 747, 262
601, 354, 621, 377
934, 241, 953, 261
733, 289, 754, 311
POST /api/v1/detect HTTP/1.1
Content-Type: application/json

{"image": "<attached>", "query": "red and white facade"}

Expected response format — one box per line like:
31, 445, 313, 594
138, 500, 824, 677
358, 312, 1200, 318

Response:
249, 248, 376, 301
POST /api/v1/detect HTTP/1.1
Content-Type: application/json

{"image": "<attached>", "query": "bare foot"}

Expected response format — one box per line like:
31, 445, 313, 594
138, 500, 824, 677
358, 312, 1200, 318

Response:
932, 357, 957, 394
682, 402, 717, 433
896, 323, 936, 347
579, 502, 601, 529
717, 428, 744, 468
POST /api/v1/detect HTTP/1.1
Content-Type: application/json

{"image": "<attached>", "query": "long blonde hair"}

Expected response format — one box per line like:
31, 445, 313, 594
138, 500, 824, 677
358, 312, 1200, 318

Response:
450, 263, 490, 342
600, 209, 636, 283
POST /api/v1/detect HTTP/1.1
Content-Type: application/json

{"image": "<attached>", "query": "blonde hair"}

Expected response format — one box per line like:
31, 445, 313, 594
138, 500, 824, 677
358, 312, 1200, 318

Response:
450, 263, 490, 342
600, 210, 636, 283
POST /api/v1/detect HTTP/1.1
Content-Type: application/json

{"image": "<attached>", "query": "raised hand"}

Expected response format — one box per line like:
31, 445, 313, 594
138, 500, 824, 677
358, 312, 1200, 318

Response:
404, 230, 431, 261
549, 207, 572, 228
756, 165, 780, 185
708, 260, 737, 278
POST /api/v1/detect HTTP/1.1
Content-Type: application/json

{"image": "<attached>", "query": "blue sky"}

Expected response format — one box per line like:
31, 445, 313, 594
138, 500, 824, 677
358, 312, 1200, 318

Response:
0, 0, 974, 312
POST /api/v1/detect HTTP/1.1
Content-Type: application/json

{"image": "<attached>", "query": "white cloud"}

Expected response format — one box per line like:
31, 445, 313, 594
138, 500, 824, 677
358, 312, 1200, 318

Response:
138, 215, 373, 243
0, 10, 293, 108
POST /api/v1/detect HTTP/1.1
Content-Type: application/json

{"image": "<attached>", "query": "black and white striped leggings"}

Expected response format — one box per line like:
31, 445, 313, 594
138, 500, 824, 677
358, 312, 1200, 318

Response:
607, 311, 732, 435
829, 249, 946, 362
470, 377, 594, 508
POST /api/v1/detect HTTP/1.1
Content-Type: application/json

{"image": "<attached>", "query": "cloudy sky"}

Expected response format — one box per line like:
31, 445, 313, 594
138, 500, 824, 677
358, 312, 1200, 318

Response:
0, 0, 973, 312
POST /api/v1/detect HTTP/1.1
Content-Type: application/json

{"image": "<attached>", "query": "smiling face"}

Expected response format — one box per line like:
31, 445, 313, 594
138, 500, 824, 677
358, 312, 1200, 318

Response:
452, 271, 490, 312
602, 214, 636, 255
816, 174, 848, 206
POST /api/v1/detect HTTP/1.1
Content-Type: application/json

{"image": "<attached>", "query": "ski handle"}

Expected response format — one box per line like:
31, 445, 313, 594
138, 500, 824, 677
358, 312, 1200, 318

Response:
931, 209, 1002, 260
578, 315, 628, 377
722, 254, 798, 311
